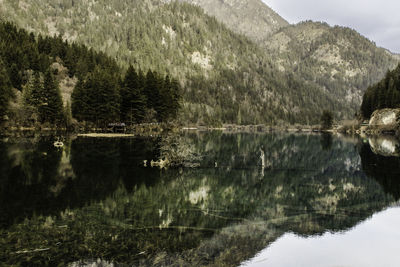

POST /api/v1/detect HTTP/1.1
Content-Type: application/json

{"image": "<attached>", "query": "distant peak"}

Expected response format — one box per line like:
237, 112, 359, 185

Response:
179, 0, 288, 42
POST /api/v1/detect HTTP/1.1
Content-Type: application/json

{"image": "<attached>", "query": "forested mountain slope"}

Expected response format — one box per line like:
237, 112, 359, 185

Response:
361, 63, 400, 118
0, 21, 181, 128
0, 0, 375, 125
176, 1, 399, 114
266, 22, 400, 110
180, 0, 289, 43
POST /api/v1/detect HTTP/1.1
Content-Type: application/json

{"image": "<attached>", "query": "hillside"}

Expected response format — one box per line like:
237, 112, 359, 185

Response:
180, 0, 289, 43
0, 0, 353, 125
175, 1, 399, 114
0, 21, 181, 128
1, 0, 389, 125
266, 21, 399, 110
361, 63, 400, 118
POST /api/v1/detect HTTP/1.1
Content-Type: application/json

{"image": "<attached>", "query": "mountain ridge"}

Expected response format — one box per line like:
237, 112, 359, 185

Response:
180, 0, 399, 111
179, 0, 289, 43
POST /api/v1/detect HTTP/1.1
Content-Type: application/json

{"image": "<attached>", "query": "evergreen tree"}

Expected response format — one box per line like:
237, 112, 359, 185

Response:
144, 70, 159, 110
157, 75, 179, 122
92, 68, 120, 125
120, 65, 147, 124
361, 63, 400, 118
170, 78, 182, 118
320, 110, 333, 130
361, 91, 372, 119
0, 60, 13, 122
39, 70, 64, 124
8, 63, 22, 90
72, 68, 120, 126
0, 21, 182, 127
156, 75, 170, 122
26, 71, 44, 107
71, 78, 89, 122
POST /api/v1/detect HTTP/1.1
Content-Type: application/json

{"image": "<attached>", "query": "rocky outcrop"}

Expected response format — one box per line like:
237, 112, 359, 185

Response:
369, 109, 400, 126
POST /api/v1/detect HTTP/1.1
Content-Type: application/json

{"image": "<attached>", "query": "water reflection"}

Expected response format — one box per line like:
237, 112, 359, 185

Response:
320, 133, 333, 151
0, 136, 160, 228
242, 207, 400, 267
0, 133, 399, 266
360, 139, 400, 200
368, 135, 400, 157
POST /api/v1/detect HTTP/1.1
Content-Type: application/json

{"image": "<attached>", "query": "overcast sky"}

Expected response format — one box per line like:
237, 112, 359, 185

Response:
263, 0, 400, 53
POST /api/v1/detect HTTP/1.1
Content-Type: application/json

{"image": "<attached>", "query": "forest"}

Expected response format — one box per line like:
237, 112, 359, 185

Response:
0, 22, 181, 128
361, 63, 400, 118
0, 0, 361, 125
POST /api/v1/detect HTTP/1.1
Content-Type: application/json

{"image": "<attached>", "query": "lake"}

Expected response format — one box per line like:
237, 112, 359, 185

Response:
0, 132, 399, 266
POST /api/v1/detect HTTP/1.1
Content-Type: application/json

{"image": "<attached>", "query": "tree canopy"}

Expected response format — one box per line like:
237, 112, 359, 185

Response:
0, 21, 182, 128
361, 64, 400, 119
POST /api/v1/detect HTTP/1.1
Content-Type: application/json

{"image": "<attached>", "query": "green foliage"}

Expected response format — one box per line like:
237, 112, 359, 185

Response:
0, 59, 13, 122
22, 70, 65, 125
40, 70, 64, 124
267, 21, 399, 119
320, 110, 334, 129
0, 0, 364, 125
361, 64, 400, 118
0, 21, 182, 127
0, 134, 395, 265
3, 0, 394, 125
72, 68, 120, 126
120, 65, 147, 124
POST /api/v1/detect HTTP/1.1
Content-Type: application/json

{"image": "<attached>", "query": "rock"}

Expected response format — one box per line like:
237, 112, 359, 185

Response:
150, 158, 170, 169
369, 108, 400, 126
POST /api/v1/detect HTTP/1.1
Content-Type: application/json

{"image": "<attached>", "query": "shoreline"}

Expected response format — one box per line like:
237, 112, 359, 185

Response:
1, 123, 398, 138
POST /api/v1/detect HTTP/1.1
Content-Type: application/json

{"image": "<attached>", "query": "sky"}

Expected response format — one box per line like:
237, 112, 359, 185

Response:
262, 0, 400, 53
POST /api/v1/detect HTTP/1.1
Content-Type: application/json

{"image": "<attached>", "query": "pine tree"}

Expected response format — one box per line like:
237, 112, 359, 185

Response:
156, 75, 170, 122
361, 91, 372, 118
120, 65, 147, 124
361, 63, 400, 118
320, 110, 333, 130
72, 68, 120, 126
26, 71, 44, 107
144, 70, 158, 110
71, 78, 89, 122
386, 78, 396, 107
92, 68, 120, 126
9, 63, 22, 90
0, 60, 13, 122
169, 78, 182, 118
40, 69, 64, 124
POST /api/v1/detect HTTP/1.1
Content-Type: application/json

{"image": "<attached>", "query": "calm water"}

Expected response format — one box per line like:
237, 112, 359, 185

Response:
0, 132, 399, 266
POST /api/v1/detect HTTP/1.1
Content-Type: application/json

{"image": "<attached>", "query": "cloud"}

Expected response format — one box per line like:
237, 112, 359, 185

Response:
263, 0, 400, 53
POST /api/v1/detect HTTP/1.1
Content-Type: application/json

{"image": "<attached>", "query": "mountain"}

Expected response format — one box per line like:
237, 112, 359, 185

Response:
180, 0, 289, 43
0, 0, 396, 126
178, 1, 399, 115
0, 0, 353, 125
0, 21, 183, 128
266, 21, 399, 111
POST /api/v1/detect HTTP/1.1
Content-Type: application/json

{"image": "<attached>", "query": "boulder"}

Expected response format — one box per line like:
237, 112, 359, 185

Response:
369, 108, 400, 126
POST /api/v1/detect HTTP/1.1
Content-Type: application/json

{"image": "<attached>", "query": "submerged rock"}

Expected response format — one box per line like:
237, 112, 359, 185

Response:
150, 158, 170, 169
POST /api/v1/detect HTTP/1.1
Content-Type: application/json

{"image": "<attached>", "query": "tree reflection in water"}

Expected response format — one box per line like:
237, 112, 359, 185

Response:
0, 133, 398, 266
